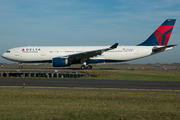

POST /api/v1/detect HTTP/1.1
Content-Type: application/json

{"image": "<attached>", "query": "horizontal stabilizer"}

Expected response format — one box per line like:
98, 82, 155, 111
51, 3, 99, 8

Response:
152, 44, 178, 52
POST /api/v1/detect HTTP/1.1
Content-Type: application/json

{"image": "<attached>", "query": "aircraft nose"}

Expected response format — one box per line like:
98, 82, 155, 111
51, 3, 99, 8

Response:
1, 53, 7, 59
1, 53, 5, 58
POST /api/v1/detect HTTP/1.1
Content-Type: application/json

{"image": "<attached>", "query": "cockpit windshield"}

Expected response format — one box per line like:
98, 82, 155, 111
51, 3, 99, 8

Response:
6, 51, 10, 53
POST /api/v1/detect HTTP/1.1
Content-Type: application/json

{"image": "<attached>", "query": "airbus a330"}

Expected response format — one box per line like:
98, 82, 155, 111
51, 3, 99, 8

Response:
2, 19, 177, 69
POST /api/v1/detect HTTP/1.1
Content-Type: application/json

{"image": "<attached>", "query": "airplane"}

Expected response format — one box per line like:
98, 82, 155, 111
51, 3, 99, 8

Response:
1, 19, 177, 69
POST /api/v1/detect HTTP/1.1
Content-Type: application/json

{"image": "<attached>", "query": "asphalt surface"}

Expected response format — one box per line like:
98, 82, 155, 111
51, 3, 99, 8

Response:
0, 78, 180, 91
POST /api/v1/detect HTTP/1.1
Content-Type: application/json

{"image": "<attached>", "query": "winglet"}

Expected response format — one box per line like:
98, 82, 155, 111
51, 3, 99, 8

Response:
110, 43, 118, 49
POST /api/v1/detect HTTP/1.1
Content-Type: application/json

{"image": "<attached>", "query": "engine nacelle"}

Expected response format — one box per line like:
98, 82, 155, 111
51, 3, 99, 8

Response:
52, 57, 68, 67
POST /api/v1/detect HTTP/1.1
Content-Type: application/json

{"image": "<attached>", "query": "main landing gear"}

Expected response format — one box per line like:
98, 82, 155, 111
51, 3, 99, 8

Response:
19, 63, 23, 69
19, 65, 23, 69
80, 65, 92, 70
80, 60, 92, 70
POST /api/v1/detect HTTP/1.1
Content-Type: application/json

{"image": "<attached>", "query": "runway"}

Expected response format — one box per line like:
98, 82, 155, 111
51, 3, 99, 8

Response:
1, 78, 180, 92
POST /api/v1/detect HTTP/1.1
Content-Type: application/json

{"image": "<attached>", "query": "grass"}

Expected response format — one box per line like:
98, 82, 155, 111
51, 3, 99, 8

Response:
0, 88, 180, 120
1, 64, 178, 69
80, 70, 180, 81
1, 64, 180, 81
1, 69, 180, 81
1, 64, 52, 68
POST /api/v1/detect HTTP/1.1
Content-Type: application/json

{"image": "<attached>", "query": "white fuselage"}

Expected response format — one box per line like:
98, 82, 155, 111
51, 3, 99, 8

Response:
2, 45, 167, 64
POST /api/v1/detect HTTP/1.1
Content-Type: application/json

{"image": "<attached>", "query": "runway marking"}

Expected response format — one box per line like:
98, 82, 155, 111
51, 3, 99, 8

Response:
1, 86, 180, 92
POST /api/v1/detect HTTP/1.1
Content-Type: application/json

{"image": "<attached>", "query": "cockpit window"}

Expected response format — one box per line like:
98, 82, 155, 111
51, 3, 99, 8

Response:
6, 51, 10, 53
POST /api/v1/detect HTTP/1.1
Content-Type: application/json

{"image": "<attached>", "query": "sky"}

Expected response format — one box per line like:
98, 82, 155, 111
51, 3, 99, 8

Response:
0, 0, 180, 64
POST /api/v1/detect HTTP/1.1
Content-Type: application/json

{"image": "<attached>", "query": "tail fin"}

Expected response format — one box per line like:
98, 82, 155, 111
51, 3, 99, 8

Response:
138, 19, 176, 46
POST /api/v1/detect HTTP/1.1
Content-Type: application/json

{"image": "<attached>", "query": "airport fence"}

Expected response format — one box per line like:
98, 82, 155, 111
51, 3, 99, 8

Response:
0, 71, 93, 78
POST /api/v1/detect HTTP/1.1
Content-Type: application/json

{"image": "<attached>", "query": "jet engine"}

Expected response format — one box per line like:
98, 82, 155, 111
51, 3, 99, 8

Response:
52, 57, 69, 67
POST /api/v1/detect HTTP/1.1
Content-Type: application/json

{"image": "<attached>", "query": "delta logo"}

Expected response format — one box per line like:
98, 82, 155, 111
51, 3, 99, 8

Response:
21, 48, 41, 52
122, 48, 133, 52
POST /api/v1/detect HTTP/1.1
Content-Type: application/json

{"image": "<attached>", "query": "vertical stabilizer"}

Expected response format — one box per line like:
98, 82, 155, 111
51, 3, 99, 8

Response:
138, 19, 176, 46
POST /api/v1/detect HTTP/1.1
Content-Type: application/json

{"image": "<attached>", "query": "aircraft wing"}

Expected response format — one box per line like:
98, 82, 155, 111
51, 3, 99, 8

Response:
64, 43, 118, 62
152, 44, 178, 53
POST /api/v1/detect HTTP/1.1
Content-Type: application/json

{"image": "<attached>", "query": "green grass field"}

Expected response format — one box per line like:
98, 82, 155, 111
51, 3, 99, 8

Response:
1, 64, 179, 69
1, 64, 180, 81
0, 89, 180, 120
1, 64, 180, 119
80, 70, 180, 81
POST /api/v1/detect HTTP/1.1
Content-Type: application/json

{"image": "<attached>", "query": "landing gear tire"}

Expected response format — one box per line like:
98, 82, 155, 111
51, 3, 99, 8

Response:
80, 65, 92, 70
87, 65, 92, 70
80, 65, 86, 70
